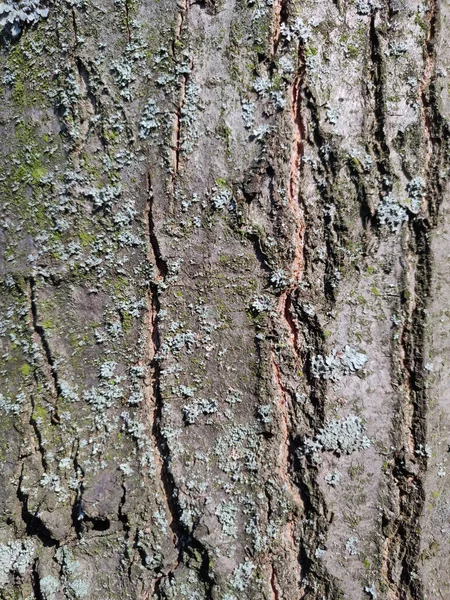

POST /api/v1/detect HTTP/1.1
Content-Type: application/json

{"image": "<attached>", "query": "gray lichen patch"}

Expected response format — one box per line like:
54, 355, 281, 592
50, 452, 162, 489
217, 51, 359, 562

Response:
0, 539, 34, 587
311, 346, 368, 381
0, 0, 48, 39
303, 415, 371, 464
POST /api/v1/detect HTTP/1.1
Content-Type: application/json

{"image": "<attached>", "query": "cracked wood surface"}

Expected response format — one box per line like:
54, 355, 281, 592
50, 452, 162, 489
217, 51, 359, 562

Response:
0, 0, 449, 599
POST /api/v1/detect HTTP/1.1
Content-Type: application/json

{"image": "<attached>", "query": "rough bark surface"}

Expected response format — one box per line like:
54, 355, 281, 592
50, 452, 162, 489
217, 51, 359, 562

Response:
0, 0, 449, 598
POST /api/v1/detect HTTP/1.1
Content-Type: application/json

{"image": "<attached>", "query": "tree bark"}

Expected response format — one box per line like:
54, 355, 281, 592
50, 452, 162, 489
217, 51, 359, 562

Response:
0, 0, 449, 598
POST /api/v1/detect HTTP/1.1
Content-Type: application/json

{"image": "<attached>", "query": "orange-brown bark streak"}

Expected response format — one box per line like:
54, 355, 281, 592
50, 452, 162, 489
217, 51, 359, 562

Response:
288, 44, 306, 285
269, 23, 307, 597
271, 0, 282, 57
269, 563, 281, 600
271, 350, 303, 510
278, 43, 306, 358
268, 40, 306, 582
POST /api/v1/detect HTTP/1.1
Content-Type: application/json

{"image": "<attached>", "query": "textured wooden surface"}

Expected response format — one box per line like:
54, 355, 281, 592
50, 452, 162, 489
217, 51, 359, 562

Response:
0, 0, 449, 598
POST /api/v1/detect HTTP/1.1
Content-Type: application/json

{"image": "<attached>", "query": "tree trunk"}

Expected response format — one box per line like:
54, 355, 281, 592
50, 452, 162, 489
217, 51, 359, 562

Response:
0, 0, 449, 598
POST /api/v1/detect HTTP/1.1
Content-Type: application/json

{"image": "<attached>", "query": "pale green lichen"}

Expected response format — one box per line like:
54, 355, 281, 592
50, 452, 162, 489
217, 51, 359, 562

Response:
311, 346, 367, 381
39, 575, 60, 600
304, 415, 371, 463
0, 0, 48, 39
215, 501, 238, 537
0, 539, 35, 587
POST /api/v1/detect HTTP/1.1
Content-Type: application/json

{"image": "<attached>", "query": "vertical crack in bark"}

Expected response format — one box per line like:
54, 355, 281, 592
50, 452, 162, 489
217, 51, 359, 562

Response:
263, 30, 340, 597
289, 308, 339, 598
145, 172, 176, 558
348, 159, 374, 229
271, 0, 287, 57
76, 57, 97, 118
124, 0, 132, 43
394, 222, 429, 600
268, 349, 305, 597
270, 350, 303, 511
146, 173, 168, 281
173, 68, 189, 178
279, 292, 300, 358
363, 14, 427, 592
382, 228, 432, 600
170, 0, 190, 187
31, 557, 44, 600
269, 562, 281, 600
17, 463, 58, 547
382, 3, 447, 597
145, 174, 214, 597
29, 393, 48, 472
29, 277, 60, 421
275, 36, 306, 377
367, 10, 391, 191
418, 0, 437, 177
118, 481, 134, 580
71, 8, 78, 45
271, 0, 281, 57
397, 2, 440, 596
302, 86, 342, 304
265, 37, 308, 593
71, 438, 85, 539
286, 41, 306, 290
62, 47, 98, 166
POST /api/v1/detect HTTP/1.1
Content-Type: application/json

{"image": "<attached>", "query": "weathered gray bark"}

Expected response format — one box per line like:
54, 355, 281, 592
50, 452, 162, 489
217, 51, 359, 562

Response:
0, 0, 449, 598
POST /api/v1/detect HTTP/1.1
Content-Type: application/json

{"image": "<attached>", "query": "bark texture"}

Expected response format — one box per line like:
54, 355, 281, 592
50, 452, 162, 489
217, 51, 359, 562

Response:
0, 0, 449, 598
